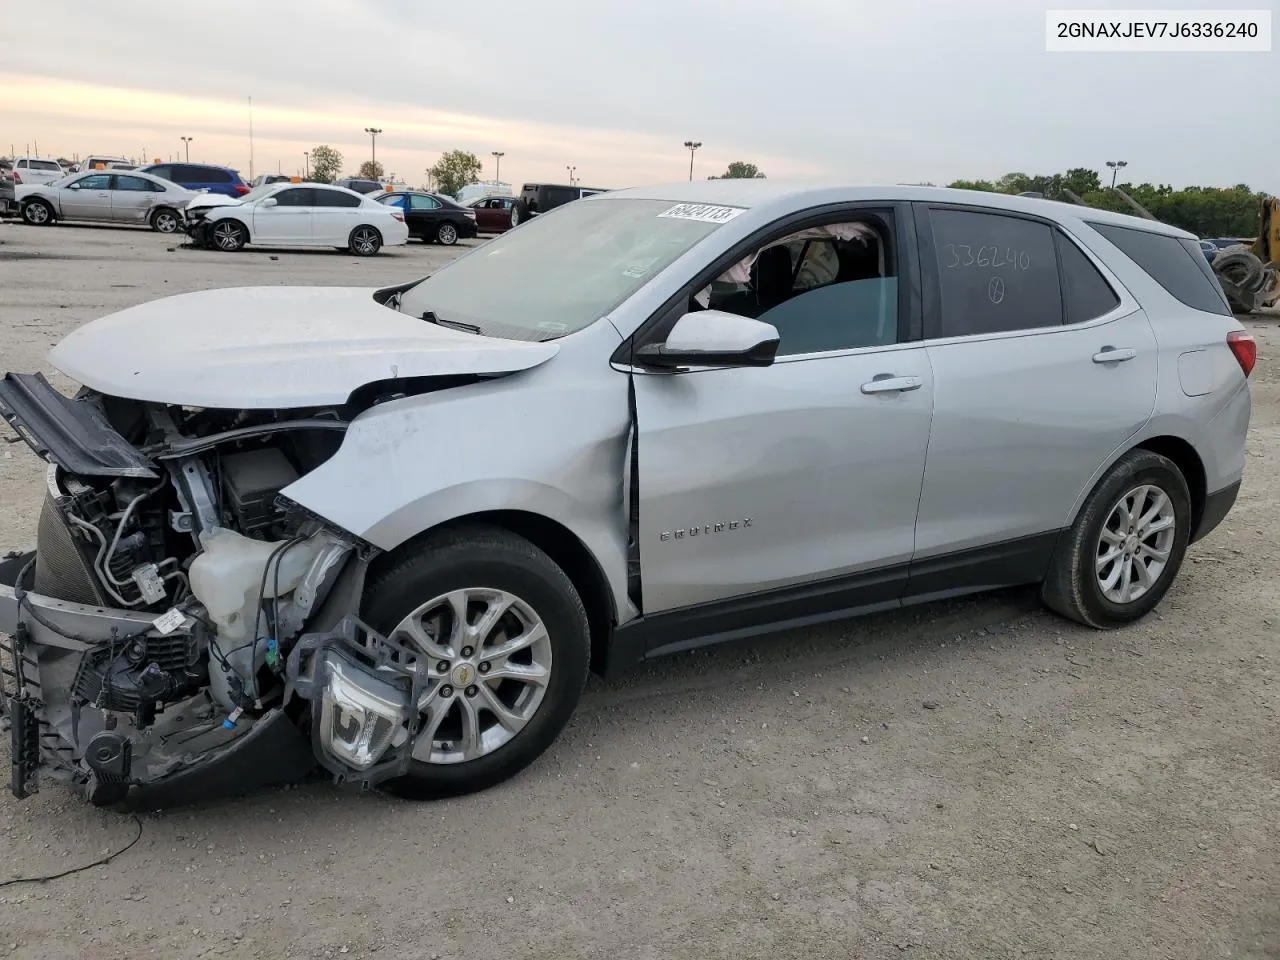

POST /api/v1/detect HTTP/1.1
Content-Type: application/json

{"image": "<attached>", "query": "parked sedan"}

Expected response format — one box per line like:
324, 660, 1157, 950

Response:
185, 182, 409, 255
469, 195, 519, 233
376, 190, 477, 245
17, 170, 196, 232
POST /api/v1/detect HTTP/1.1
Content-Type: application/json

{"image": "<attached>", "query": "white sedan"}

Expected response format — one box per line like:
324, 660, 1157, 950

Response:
185, 182, 410, 256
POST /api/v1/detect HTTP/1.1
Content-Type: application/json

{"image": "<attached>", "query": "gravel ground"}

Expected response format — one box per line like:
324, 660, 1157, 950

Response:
1, 222, 1278, 960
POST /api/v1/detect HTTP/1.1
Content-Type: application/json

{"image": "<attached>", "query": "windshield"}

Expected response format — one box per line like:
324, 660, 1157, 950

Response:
397, 198, 734, 340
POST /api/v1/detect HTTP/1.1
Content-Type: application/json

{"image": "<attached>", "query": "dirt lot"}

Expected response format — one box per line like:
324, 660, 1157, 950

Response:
1, 222, 1278, 960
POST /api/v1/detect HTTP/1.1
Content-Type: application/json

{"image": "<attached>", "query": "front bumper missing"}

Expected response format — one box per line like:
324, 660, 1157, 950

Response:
1, 552, 315, 807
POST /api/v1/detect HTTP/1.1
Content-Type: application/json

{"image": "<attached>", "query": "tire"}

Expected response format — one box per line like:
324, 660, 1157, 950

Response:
210, 219, 248, 252
362, 524, 590, 800
21, 199, 53, 226
1042, 449, 1192, 628
436, 221, 459, 245
348, 225, 382, 256
149, 207, 182, 234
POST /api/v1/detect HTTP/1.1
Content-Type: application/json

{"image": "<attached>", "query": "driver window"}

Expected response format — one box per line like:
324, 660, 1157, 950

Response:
698, 218, 899, 357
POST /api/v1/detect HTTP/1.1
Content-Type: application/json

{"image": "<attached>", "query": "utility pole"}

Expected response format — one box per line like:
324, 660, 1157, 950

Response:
566, 165, 576, 186
181, 136, 193, 162
303, 151, 310, 178
1106, 159, 1128, 189
492, 150, 504, 182
364, 127, 382, 172
683, 140, 702, 181
245, 96, 253, 181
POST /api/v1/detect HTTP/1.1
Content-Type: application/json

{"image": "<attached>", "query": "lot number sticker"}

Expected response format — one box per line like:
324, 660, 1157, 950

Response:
658, 203, 746, 224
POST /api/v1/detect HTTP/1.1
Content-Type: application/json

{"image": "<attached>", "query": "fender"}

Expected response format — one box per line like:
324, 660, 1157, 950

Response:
279, 330, 634, 615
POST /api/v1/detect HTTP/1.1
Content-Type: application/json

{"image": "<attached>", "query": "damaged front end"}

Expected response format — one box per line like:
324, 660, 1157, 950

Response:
0, 373, 432, 808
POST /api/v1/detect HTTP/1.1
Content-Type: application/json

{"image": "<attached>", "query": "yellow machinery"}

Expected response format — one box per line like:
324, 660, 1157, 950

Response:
1212, 195, 1280, 313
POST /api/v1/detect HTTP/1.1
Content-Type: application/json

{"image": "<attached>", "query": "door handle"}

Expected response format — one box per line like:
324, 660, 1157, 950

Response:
1092, 347, 1136, 363
860, 375, 923, 395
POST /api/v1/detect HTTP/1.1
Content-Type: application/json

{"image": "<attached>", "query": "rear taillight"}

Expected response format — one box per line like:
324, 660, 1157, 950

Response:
234, 183, 250, 195
465, 211, 476, 219
1227, 330, 1257, 377
12, 171, 21, 184
391, 212, 404, 222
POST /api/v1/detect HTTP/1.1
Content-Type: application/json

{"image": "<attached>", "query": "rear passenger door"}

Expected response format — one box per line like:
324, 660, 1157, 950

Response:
109, 174, 161, 223
908, 203, 1157, 592
310, 188, 363, 243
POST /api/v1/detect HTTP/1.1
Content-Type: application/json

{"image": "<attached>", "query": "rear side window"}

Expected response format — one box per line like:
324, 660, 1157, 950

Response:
177, 165, 232, 184
146, 165, 173, 180
115, 175, 161, 192
314, 189, 361, 208
1089, 222, 1231, 316
1055, 233, 1121, 323
929, 208, 1063, 337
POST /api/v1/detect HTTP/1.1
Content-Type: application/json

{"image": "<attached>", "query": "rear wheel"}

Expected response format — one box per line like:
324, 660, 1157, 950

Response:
21, 199, 52, 226
436, 221, 459, 245
210, 219, 247, 251
1042, 449, 1192, 628
149, 207, 181, 234
348, 225, 382, 256
363, 525, 590, 800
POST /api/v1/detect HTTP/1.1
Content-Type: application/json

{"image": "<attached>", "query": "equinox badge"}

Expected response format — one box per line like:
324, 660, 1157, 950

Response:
660, 518, 753, 542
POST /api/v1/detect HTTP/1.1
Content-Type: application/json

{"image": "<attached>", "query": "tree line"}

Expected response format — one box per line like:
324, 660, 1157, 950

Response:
946, 168, 1265, 239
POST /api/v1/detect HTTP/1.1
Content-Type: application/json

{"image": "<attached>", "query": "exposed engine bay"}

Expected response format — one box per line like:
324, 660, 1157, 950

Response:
0, 372, 446, 807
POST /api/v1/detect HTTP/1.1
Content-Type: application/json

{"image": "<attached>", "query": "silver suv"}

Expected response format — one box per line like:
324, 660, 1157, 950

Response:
0, 183, 1254, 808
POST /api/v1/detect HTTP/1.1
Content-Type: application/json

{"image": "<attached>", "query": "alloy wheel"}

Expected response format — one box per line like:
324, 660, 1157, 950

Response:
393, 588, 553, 765
1095, 483, 1177, 604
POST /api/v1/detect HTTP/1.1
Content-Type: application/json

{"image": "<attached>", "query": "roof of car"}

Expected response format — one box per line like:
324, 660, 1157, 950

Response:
595, 180, 1196, 239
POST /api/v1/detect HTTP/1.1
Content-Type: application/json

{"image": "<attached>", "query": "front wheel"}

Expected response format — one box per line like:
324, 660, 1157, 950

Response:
363, 525, 590, 800
210, 219, 248, 251
21, 199, 53, 226
1042, 449, 1192, 628
348, 225, 382, 256
436, 221, 459, 245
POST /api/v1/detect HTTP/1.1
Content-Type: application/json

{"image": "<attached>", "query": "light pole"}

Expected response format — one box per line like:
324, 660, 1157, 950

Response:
303, 151, 310, 178
566, 165, 576, 186
180, 136, 193, 162
683, 140, 702, 181
492, 150, 504, 182
1106, 159, 1128, 189
364, 127, 382, 173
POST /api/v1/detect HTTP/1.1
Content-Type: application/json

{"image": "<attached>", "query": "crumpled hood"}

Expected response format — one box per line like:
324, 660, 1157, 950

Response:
48, 286, 559, 408
186, 193, 241, 211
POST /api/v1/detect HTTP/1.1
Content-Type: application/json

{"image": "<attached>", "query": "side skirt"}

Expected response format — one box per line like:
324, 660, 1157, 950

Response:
601, 531, 1060, 678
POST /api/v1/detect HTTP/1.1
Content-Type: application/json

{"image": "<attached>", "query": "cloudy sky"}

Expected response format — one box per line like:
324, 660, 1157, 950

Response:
4, 0, 1276, 191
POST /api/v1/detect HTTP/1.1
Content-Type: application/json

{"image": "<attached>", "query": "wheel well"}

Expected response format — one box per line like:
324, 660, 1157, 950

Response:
1134, 435, 1206, 532
376, 511, 617, 676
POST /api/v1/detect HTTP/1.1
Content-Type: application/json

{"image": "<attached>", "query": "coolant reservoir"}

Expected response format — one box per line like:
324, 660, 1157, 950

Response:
190, 527, 327, 709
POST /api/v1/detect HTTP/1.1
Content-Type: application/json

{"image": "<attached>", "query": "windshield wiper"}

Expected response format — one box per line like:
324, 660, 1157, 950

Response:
421, 311, 481, 335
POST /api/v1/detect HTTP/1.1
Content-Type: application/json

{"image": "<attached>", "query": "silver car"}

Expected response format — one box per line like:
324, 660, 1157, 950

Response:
17, 169, 196, 233
0, 182, 1254, 809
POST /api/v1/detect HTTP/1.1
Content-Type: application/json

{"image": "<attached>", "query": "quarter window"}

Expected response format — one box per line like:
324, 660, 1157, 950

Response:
929, 209, 1063, 337
1088, 222, 1232, 317
1056, 233, 1121, 323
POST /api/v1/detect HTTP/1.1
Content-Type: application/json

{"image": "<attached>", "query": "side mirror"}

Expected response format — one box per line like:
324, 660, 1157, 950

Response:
261, 197, 278, 208
635, 309, 779, 369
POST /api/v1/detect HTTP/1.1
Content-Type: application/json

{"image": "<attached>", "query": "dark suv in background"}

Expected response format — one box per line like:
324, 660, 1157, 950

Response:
137, 162, 250, 197
513, 182, 607, 225
334, 177, 386, 195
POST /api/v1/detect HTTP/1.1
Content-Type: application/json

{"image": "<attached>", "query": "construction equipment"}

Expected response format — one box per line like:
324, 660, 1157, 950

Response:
1210, 195, 1280, 314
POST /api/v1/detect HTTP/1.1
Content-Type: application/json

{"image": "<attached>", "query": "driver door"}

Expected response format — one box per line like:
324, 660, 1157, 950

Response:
253, 187, 314, 243
632, 205, 934, 615
61, 173, 114, 220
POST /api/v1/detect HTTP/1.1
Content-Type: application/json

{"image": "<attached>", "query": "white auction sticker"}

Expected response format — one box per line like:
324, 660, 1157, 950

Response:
153, 607, 187, 635
1046, 9, 1271, 52
658, 203, 746, 224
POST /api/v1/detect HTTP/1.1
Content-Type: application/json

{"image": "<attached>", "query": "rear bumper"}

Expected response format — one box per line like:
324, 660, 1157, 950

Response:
1191, 479, 1241, 544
